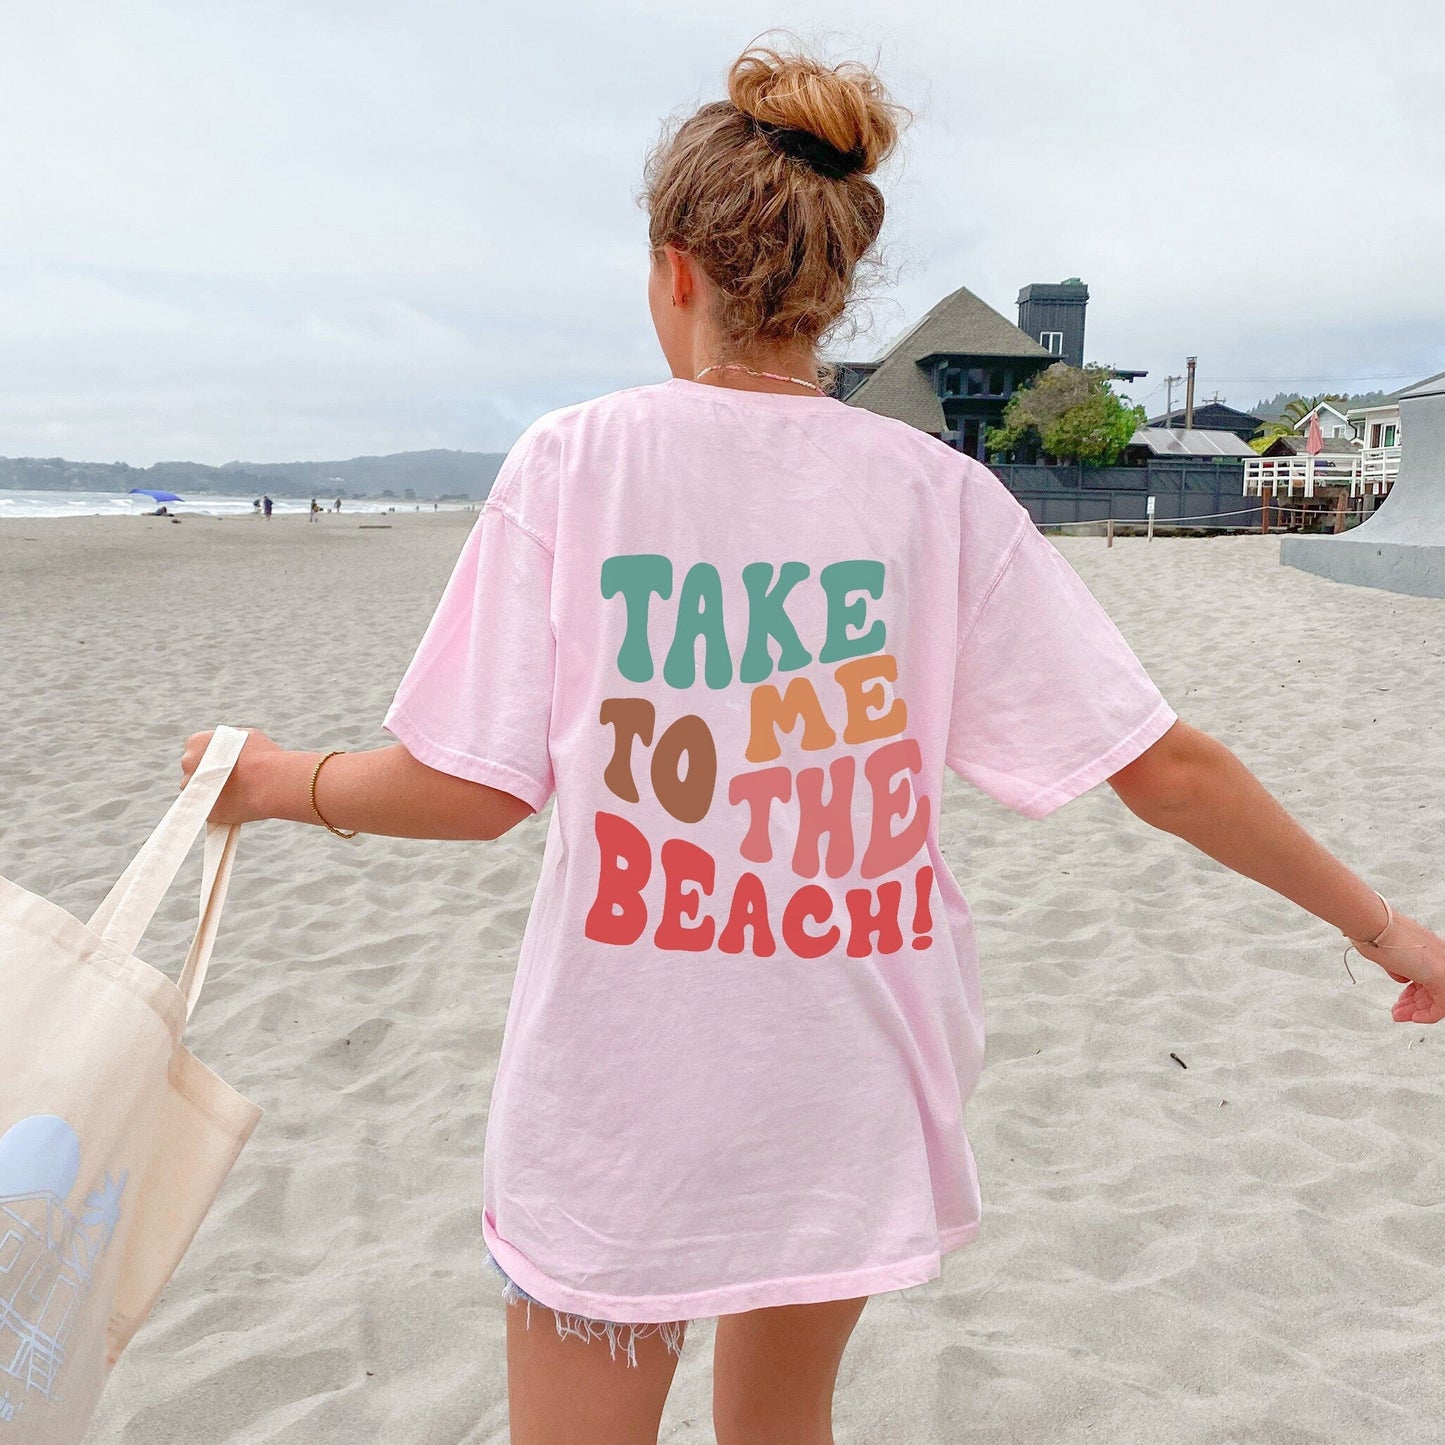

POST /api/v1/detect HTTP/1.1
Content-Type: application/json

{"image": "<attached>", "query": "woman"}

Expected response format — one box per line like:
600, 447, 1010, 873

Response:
181, 37, 1444, 1445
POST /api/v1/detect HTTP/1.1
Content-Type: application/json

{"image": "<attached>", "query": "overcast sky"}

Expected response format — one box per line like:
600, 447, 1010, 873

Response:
2, 1, 1441, 464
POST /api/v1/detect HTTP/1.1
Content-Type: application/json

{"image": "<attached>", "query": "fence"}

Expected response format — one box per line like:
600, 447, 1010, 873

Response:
1242, 446, 1399, 499
989, 461, 1262, 530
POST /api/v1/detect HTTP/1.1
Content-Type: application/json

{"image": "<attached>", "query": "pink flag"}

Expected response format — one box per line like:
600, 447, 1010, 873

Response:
1305, 412, 1324, 455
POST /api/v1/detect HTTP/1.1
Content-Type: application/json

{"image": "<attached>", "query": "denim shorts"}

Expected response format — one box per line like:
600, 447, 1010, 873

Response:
484, 1249, 686, 1368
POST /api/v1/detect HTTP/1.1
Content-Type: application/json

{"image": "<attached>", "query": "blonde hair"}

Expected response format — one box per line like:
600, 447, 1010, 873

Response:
639, 32, 913, 392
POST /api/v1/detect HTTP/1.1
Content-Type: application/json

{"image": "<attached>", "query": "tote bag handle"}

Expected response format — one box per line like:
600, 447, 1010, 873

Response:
87, 725, 249, 1020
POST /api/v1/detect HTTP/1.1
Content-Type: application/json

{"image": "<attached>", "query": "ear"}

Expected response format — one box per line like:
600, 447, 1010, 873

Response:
663, 244, 696, 308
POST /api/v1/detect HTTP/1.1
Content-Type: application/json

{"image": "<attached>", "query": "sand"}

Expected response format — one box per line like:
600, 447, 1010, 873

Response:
0, 511, 1440, 1444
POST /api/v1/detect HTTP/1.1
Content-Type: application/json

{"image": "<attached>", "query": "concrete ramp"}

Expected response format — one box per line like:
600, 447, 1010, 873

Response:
1280, 372, 1445, 597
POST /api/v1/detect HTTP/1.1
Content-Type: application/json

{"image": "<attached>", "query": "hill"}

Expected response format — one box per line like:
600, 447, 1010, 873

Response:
0, 449, 508, 500
1250, 391, 1387, 423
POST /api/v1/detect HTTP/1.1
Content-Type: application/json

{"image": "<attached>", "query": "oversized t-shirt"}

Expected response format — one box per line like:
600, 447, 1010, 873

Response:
381, 376, 1178, 1323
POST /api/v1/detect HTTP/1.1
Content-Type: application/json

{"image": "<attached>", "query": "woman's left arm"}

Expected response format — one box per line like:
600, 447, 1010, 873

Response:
181, 728, 534, 841
1108, 718, 1445, 1025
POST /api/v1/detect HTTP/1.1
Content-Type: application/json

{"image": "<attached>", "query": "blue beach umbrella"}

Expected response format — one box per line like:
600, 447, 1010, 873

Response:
128, 487, 185, 503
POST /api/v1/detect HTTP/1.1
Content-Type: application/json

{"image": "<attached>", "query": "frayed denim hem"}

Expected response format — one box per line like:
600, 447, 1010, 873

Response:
485, 1249, 686, 1368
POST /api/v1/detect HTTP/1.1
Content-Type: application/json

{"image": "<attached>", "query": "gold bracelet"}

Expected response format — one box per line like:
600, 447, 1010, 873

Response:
309, 750, 359, 838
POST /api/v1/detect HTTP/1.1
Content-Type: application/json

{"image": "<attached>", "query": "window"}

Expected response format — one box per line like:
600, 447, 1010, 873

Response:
1040, 331, 1064, 355
989, 368, 1006, 395
942, 366, 962, 395
1370, 423, 1382, 446
966, 368, 986, 396
1383, 423, 1397, 447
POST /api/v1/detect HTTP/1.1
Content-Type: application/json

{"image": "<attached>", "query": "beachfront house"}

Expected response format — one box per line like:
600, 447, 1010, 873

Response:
829, 285, 1056, 460
1243, 372, 1445, 514
1344, 372, 1445, 467
1343, 374, 1445, 451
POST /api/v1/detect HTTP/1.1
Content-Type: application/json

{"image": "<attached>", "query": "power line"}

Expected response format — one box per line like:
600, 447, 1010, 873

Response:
1196, 373, 1427, 386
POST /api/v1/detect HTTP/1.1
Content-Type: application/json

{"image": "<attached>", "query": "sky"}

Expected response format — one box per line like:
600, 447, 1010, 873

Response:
1, 0, 1442, 465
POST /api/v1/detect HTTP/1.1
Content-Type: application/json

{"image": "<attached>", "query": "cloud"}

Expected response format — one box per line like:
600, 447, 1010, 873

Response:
0, 0, 1440, 461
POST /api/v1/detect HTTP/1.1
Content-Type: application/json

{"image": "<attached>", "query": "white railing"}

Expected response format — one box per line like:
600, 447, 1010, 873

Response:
1356, 446, 1401, 495
1243, 446, 1400, 499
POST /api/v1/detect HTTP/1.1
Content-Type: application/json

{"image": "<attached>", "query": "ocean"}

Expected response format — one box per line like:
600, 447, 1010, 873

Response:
0, 490, 476, 520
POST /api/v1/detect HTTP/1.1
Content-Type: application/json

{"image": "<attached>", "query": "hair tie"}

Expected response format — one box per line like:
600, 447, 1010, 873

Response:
750, 118, 866, 180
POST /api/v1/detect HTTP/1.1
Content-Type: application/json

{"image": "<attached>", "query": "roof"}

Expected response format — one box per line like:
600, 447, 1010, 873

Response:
1296, 401, 1351, 428
1129, 428, 1258, 457
1395, 369, 1445, 402
1017, 280, 1089, 304
1263, 435, 1361, 457
841, 285, 1053, 433
1147, 401, 1265, 427
1349, 370, 1445, 417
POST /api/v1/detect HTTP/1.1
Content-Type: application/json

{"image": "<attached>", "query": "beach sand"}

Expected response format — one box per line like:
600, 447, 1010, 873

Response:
1, 511, 1440, 1444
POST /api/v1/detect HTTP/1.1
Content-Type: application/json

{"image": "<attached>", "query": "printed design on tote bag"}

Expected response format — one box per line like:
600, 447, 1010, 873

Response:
0, 1114, 128, 1415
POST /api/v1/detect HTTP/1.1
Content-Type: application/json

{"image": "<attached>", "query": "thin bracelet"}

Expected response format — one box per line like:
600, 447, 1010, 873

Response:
309, 750, 359, 839
1339, 889, 1426, 984
1346, 889, 1394, 947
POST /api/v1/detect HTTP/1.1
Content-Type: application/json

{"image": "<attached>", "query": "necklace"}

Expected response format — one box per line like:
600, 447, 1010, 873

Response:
694, 362, 826, 395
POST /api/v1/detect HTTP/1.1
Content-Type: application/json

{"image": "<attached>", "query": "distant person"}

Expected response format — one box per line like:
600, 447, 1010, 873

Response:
252, 497, 262, 516
334, 496, 342, 513
178, 38, 1445, 1440
262, 494, 273, 519
309, 498, 320, 523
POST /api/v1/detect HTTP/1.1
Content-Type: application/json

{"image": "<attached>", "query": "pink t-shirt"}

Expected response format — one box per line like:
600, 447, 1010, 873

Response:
382, 376, 1177, 1323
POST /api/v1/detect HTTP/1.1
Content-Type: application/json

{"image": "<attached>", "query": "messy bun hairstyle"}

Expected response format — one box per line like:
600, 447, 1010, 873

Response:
640, 34, 913, 392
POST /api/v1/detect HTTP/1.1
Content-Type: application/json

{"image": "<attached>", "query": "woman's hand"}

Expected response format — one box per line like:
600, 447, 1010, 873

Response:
1348, 912, 1445, 1025
180, 727, 281, 826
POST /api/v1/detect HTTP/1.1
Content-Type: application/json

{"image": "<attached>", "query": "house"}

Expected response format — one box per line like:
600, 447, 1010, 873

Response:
829, 285, 1056, 459
1146, 399, 1266, 441
1242, 396, 1415, 512
1347, 372, 1445, 448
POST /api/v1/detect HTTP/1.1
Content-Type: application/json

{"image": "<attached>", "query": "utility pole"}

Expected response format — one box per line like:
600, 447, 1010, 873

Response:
1184, 356, 1197, 431
1164, 374, 1183, 426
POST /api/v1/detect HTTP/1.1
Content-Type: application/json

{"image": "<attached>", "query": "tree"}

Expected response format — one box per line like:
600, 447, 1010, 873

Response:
987, 363, 1145, 466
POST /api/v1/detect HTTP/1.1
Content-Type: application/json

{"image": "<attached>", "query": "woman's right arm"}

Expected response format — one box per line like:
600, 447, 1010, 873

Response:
1108, 718, 1445, 1025
180, 729, 534, 841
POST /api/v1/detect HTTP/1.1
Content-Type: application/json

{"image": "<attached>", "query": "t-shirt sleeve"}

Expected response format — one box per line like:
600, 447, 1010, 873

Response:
945, 503, 1177, 820
381, 439, 556, 813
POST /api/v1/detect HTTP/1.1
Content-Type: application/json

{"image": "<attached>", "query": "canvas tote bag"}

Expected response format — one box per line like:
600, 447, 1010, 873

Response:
0, 725, 261, 1443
